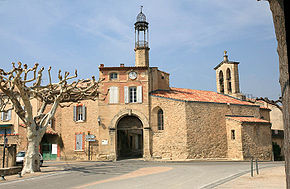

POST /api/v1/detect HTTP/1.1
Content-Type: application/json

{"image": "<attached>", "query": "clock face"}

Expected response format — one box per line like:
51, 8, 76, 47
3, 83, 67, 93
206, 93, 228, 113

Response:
129, 71, 137, 80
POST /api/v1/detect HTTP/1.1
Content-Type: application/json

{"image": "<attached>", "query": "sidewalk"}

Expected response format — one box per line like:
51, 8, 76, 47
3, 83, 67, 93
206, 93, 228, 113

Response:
217, 166, 286, 188
0, 165, 64, 183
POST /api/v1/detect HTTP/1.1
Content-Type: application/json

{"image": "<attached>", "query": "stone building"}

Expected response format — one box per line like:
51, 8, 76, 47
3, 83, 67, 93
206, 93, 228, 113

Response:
0, 9, 273, 162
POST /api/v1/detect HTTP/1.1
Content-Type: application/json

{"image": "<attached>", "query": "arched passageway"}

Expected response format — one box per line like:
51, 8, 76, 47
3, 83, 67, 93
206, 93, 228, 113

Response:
117, 115, 143, 159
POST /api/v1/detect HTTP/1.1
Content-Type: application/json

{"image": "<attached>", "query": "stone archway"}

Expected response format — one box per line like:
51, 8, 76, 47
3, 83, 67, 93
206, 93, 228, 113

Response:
109, 109, 151, 160
117, 116, 143, 159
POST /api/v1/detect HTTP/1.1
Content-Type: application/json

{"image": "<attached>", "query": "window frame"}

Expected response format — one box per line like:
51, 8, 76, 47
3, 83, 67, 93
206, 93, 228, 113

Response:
157, 109, 164, 130
129, 86, 137, 103
231, 130, 235, 140
73, 105, 86, 122
1, 110, 12, 121
109, 72, 118, 80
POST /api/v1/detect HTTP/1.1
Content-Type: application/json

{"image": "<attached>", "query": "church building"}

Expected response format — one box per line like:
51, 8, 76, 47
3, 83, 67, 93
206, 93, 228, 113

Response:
1, 9, 273, 162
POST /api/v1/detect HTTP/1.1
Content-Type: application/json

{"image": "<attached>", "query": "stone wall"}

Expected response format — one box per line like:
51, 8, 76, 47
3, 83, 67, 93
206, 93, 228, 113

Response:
226, 118, 243, 160
186, 102, 260, 159
151, 96, 187, 160
242, 123, 272, 160
59, 100, 99, 160
0, 144, 16, 167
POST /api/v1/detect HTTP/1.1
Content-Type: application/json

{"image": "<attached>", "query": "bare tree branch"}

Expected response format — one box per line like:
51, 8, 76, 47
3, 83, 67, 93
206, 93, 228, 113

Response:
0, 62, 103, 174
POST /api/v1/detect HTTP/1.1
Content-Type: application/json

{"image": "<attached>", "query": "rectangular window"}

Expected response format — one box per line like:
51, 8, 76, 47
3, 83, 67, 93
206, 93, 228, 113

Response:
75, 133, 83, 150
1, 110, 12, 121
109, 86, 119, 104
125, 86, 142, 104
0, 128, 12, 134
129, 87, 137, 103
231, 130, 235, 140
110, 73, 118, 80
73, 105, 86, 122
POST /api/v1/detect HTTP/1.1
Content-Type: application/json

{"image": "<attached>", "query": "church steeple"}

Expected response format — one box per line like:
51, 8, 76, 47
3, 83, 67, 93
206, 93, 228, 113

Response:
134, 6, 150, 67
214, 51, 243, 99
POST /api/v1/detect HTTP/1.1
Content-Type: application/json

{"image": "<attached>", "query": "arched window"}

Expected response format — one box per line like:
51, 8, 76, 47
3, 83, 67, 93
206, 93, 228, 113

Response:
219, 71, 224, 93
226, 68, 232, 93
158, 109, 164, 130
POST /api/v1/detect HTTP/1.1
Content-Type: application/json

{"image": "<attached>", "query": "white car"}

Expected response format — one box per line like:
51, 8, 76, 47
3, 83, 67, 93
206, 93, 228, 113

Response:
16, 151, 43, 166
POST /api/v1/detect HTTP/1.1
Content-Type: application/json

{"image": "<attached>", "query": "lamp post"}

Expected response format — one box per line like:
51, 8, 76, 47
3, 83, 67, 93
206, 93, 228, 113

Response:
2, 128, 7, 168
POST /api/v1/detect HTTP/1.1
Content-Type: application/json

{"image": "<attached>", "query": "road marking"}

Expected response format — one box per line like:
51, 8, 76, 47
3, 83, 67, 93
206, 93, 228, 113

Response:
74, 166, 173, 189
200, 164, 281, 189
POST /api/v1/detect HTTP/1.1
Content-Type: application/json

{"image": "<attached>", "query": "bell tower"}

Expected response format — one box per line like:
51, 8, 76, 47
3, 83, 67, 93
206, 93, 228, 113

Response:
214, 51, 243, 99
134, 6, 150, 67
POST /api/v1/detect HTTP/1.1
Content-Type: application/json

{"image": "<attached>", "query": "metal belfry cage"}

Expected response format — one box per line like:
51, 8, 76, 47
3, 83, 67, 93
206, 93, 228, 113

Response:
134, 6, 149, 48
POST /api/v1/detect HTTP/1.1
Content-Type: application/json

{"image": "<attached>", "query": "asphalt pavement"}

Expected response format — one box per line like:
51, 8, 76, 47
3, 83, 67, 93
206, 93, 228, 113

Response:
0, 160, 285, 189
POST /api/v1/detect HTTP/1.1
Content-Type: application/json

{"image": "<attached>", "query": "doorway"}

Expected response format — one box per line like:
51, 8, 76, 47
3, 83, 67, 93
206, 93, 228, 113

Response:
117, 116, 143, 159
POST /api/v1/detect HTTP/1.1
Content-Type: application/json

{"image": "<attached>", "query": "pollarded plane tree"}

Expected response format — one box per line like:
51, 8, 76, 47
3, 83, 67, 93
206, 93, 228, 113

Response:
0, 62, 102, 175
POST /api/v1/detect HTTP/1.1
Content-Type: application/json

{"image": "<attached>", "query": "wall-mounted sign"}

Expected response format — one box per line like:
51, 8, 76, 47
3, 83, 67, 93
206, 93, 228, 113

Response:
101, 139, 108, 145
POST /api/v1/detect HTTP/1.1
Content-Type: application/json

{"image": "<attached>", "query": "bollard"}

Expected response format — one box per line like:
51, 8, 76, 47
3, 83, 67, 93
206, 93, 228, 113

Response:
251, 157, 254, 177
256, 159, 259, 175
1, 175, 5, 181
18, 172, 22, 178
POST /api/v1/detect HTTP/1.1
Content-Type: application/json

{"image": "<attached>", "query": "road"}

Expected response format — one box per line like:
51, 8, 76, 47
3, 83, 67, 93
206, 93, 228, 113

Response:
0, 159, 283, 189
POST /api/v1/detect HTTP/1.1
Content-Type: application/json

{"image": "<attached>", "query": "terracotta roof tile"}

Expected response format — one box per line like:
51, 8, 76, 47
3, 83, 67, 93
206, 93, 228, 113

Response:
151, 87, 255, 106
226, 116, 270, 123
260, 106, 271, 110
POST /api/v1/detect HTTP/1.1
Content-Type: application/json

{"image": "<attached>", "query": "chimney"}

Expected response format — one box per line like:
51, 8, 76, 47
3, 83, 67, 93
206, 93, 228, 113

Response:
120, 63, 124, 67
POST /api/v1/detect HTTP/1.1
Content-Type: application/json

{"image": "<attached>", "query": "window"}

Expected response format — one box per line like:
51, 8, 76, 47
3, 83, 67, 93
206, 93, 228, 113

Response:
226, 68, 232, 93
129, 87, 137, 103
231, 130, 235, 140
73, 105, 86, 122
75, 133, 84, 150
0, 128, 12, 135
110, 72, 118, 80
1, 110, 12, 121
124, 86, 142, 103
158, 109, 164, 130
109, 86, 119, 104
219, 71, 224, 93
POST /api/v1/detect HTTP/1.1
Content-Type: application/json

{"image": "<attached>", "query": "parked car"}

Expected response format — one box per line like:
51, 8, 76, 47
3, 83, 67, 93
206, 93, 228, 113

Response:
16, 151, 43, 166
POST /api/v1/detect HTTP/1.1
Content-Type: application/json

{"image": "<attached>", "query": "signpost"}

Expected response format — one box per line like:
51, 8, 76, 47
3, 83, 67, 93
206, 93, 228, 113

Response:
2, 129, 7, 168
85, 134, 96, 160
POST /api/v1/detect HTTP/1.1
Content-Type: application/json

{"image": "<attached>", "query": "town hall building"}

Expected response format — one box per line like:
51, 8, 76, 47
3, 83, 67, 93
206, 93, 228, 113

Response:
1, 9, 274, 162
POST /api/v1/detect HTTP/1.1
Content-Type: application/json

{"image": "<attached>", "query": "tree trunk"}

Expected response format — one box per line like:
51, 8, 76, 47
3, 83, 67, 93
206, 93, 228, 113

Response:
21, 127, 43, 175
267, 0, 289, 188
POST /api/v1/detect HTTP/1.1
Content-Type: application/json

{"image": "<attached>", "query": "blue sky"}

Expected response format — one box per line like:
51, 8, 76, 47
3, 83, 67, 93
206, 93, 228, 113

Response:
0, 0, 280, 99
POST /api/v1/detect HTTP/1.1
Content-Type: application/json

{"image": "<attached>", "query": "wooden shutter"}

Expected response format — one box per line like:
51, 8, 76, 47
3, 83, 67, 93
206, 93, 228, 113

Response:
114, 87, 119, 103
109, 87, 114, 103
76, 134, 83, 150
82, 105, 86, 121
73, 106, 77, 121
137, 86, 142, 103
8, 110, 12, 120
109, 87, 119, 103
124, 86, 129, 103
